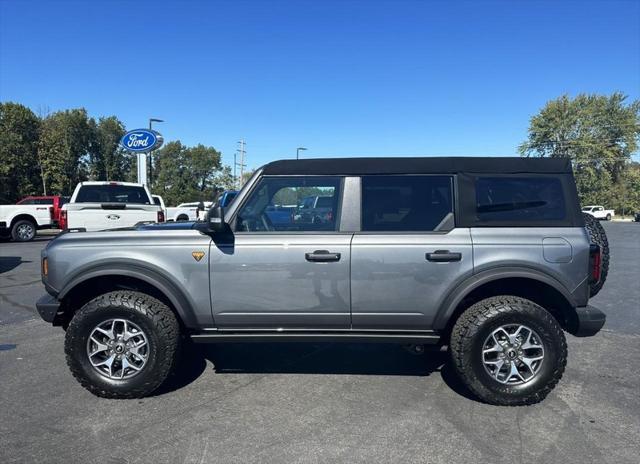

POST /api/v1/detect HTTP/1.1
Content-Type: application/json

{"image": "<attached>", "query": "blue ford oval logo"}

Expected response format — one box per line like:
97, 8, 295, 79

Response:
120, 129, 164, 153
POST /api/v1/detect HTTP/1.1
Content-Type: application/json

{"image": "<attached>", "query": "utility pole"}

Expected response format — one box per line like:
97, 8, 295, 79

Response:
236, 139, 246, 188
233, 152, 237, 189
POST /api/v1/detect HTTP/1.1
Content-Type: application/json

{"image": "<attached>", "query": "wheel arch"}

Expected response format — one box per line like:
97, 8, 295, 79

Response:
435, 268, 579, 340
10, 213, 37, 227
57, 264, 199, 329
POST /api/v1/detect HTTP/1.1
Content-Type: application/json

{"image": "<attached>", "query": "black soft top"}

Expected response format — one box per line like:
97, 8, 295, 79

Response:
262, 156, 572, 176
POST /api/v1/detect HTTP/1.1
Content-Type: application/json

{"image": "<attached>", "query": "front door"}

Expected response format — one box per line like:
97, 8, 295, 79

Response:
210, 175, 351, 329
350, 175, 473, 330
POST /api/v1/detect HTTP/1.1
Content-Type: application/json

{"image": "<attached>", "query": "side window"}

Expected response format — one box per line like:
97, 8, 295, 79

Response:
475, 177, 565, 222
361, 175, 454, 232
19, 199, 35, 205
37, 199, 54, 205
236, 176, 341, 232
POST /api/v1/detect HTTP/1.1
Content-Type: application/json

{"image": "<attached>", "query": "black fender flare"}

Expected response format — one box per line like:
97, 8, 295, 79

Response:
433, 266, 577, 331
58, 260, 200, 328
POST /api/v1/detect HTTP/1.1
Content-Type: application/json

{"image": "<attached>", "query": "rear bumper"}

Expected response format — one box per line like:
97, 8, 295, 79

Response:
36, 294, 61, 323
573, 305, 606, 337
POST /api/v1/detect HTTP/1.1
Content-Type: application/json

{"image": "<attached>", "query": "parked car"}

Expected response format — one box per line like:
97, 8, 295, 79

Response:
0, 202, 54, 241
17, 195, 69, 227
215, 190, 238, 208
37, 157, 607, 405
60, 181, 163, 231
634, 211, 640, 222
582, 205, 615, 221
293, 195, 335, 226
166, 201, 212, 222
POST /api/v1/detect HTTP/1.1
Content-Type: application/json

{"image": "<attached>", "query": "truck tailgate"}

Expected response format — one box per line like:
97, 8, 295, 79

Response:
66, 204, 159, 231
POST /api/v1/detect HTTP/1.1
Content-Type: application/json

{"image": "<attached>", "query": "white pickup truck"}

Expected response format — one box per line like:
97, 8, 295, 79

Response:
61, 182, 163, 231
165, 201, 212, 222
582, 205, 615, 221
0, 204, 54, 241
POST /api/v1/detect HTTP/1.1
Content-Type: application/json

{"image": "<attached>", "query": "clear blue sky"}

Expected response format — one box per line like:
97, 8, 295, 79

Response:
1, 0, 639, 170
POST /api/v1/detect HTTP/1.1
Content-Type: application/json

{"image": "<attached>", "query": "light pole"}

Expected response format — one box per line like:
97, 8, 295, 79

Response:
148, 118, 164, 186
296, 147, 307, 160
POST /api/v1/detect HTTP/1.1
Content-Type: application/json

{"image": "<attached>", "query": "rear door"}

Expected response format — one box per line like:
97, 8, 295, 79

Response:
210, 175, 352, 329
351, 175, 473, 330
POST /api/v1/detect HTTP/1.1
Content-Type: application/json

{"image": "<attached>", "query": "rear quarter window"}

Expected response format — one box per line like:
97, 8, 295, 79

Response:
475, 177, 565, 222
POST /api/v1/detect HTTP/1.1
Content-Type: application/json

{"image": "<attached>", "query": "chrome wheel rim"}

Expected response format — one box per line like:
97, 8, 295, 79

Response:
86, 319, 149, 380
482, 324, 545, 385
16, 223, 34, 240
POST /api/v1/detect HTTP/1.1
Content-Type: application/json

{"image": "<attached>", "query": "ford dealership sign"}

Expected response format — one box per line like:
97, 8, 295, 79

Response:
120, 129, 163, 153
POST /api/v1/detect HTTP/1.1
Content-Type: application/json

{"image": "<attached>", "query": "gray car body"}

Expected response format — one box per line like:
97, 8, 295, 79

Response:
38, 160, 599, 343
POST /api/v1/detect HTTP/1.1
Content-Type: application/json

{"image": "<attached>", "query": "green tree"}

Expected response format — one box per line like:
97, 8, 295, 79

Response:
152, 141, 233, 205
88, 116, 128, 181
187, 144, 222, 193
519, 93, 640, 210
211, 165, 235, 191
38, 108, 96, 195
0, 102, 41, 202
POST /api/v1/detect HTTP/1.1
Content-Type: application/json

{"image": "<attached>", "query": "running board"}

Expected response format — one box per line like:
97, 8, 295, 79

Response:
190, 330, 441, 344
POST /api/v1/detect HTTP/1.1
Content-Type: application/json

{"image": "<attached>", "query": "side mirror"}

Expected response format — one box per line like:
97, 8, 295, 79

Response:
207, 206, 225, 232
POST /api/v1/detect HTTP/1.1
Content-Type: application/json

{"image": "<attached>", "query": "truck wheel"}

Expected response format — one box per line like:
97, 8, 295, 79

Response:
177, 215, 188, 222
450, 296, 567, 406
11, 219, 36, 242
64, 290, 180, 399
606, 213, 611, 221
583, 212, 609, 297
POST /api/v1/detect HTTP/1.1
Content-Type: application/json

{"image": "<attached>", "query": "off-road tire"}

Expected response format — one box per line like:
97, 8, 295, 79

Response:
65, 290, 180, 399
450, 296, 567, 406
583, 212, 609, 297
11, 219, 36, 242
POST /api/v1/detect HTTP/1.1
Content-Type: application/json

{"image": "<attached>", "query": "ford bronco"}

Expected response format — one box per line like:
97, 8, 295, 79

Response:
36, 157, 608, 405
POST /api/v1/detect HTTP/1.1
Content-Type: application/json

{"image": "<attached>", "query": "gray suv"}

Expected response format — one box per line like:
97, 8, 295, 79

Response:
36, 157, 607, 405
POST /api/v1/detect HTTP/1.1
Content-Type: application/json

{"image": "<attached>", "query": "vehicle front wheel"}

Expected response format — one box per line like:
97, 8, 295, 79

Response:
64, 290, 180, 399
11, 219, 36, 241
449, 296, 567, 406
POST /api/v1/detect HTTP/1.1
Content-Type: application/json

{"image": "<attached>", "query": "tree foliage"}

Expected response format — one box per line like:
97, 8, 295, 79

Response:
38, 108, 95, 195
89, 116, 130, 181
152, 141, 230, 205
0, 102, 41, 203
520, 93, 640, 214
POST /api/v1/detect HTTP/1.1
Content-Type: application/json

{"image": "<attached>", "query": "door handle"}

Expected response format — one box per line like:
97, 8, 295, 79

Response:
305, 250, 341, 262
426, 250, 462, 262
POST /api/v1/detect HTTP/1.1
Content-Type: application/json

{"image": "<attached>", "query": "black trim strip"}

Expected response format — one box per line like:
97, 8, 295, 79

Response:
190, 330, 441, 344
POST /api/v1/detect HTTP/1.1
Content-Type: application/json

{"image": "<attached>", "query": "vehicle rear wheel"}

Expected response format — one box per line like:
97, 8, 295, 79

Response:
65, 290, 180, 398
11, 219, 36, 241
449, 296, 567, 406
606, 213, 611, 221
583, 212, 609, 297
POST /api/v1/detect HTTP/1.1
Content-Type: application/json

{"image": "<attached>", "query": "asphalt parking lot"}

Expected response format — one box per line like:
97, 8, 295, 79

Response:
1, 223, 639, 464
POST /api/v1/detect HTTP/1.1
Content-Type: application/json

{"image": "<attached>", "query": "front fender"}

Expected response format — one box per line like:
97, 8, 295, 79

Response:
57, 260, 204, 329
